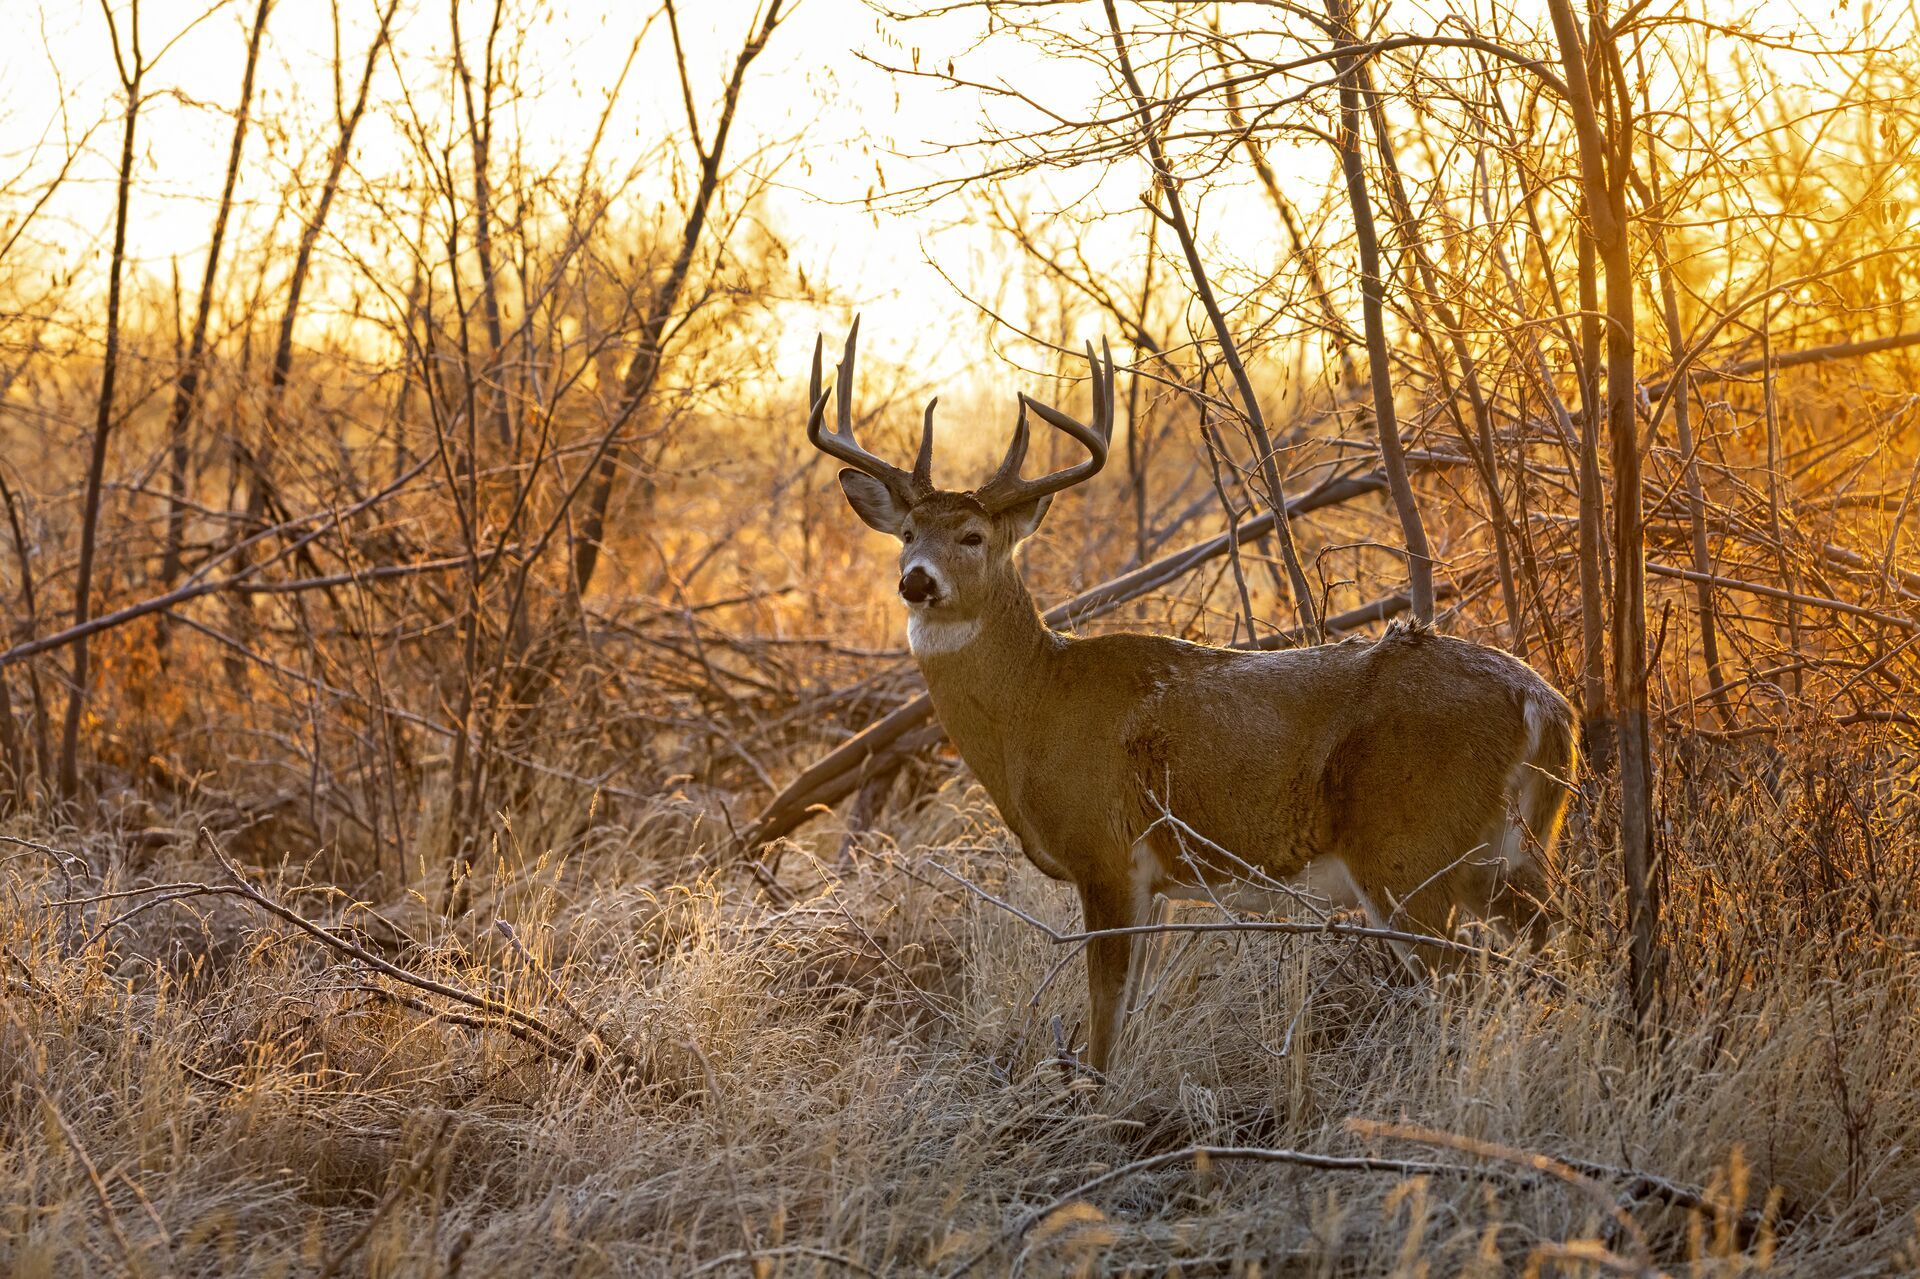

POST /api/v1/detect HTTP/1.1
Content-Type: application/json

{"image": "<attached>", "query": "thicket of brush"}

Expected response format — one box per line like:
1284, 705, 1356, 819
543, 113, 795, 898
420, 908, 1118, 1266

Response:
5, 0, 1920, 1273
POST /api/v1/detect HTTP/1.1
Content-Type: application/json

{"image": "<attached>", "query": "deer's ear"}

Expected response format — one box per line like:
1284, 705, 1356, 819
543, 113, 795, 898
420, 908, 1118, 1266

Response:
838, 470, 910, 536
1002, 492, 1054, 542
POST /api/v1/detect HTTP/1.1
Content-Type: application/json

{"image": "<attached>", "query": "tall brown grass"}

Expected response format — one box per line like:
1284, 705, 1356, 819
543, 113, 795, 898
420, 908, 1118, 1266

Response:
4, 719, 1916, 1275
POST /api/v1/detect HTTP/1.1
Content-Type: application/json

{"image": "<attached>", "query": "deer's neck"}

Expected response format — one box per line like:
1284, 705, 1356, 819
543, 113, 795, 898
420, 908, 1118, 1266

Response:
909, 574, 1057, 794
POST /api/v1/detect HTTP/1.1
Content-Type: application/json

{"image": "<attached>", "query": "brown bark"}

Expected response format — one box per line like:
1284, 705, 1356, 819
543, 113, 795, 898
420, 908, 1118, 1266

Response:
57, 2, 144, 799
571, 0, 785, 597
161, 0, 273, 593
1576, 227, 1610, 746
1546, 0, 1658, 1024
1323, 0, 1435, 623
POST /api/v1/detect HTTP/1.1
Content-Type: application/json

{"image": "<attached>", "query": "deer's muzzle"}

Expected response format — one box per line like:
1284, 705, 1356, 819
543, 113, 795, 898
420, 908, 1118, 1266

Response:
899, 566, 940, 604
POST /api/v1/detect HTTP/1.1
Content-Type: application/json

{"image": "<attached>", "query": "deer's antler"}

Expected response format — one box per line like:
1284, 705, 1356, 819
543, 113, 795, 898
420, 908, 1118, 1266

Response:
975, 338, 1115, 513
806, 318, 938, 500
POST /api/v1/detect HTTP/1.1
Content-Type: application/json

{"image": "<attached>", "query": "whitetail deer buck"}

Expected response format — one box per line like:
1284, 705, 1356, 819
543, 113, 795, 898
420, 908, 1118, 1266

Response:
806, 323, 1576, 1072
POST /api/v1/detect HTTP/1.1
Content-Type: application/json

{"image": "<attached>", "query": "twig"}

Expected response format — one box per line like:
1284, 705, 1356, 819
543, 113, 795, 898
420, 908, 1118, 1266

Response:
349, 985, 578, 1065
951, 1144, 1498, 1276
929, 861, 1548, 972
82, 885, 226, 948
1349, 1117, 1768, 1230
821, 891, 961, 1026
1643, 328, 1920, 395
1349, 1118, 1652, 1268
1648, 563, 1918, 633
196, 829, 595, 1067
0, 454, 439, 669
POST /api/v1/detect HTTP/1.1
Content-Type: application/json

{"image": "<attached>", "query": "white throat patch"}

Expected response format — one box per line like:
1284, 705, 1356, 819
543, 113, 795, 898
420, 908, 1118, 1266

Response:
907, 613, 981, 658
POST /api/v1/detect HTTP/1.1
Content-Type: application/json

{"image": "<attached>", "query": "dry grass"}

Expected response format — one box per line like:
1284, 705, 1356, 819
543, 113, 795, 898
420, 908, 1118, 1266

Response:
4, 733, 1918, 1278
6, 5, 1918, 1274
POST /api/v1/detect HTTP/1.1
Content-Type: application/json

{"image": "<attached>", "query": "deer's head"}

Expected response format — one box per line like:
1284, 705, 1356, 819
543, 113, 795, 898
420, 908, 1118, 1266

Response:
806, 321, 1115, 640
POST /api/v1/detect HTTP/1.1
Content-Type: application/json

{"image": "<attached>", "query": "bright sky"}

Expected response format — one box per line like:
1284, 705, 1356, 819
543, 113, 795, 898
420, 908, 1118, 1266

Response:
1, 0, 1888, 401
4, 0, 1138, 390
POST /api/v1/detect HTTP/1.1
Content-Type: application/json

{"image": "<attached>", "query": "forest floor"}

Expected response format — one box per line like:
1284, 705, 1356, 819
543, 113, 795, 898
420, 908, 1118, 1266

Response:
3, 742, 1918, 1277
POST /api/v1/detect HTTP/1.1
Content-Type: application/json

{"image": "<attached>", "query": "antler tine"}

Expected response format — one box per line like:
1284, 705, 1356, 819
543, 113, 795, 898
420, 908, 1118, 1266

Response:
984, 402, 1031, 493
807, 334, 830, 428
911, 397, 938, 495
976, 339, 1115, 513
803, 318, 920, 498
835, 318, 858, 440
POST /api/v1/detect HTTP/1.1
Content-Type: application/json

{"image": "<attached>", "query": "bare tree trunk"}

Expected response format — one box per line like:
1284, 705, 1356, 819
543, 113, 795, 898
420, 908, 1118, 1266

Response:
1576, 227, 1610, 749
1547, 0, 1658, 1024
162, 0, 273, 592
1324, 0, 1434, 623
58, 3, 145, 800
1102, 0, 1321, 636
571, 0, 786, 597
452, 0, 513, 448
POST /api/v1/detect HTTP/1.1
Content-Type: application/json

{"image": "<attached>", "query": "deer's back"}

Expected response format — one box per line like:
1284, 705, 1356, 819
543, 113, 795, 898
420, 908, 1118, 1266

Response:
1047, 622, 1567, 882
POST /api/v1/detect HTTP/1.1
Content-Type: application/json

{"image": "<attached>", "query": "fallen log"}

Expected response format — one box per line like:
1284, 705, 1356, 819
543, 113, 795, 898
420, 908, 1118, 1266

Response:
745, 588, 1450, 859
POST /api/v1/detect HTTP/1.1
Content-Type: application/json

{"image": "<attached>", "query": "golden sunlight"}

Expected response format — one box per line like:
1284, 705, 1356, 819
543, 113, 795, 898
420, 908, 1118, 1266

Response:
1, 0, 1917, 1272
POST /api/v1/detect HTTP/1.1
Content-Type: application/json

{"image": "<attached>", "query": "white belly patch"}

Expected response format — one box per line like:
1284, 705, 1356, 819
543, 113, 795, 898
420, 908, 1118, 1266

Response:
1134, 838, 1359, 917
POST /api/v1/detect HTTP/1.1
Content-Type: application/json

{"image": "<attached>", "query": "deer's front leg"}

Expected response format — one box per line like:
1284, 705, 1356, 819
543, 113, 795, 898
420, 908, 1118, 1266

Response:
1078, 875, 1148, 1074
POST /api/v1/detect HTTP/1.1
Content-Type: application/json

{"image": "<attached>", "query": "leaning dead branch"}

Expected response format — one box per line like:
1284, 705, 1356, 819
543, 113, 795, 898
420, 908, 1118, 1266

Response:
738, 467, 1402, 851
953, 1117, 1762, 1274
1348, 1118, 1772, 1234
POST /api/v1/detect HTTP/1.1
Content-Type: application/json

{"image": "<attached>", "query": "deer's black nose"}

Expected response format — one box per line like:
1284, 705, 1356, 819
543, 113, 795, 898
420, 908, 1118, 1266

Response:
899, 566, 939, 603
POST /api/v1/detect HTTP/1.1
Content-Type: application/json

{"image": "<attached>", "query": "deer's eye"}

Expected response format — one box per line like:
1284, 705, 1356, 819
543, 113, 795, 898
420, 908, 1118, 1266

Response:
903, 529, 915, 544
960, 531, 985, 547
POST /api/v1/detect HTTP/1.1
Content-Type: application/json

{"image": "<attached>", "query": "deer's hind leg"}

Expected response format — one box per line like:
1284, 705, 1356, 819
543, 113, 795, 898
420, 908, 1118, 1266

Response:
1466, 805, 1557, 949
1077, 867, 1152, 1074
1348, 837, 1546, 981
1338, 861, 1433, 978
